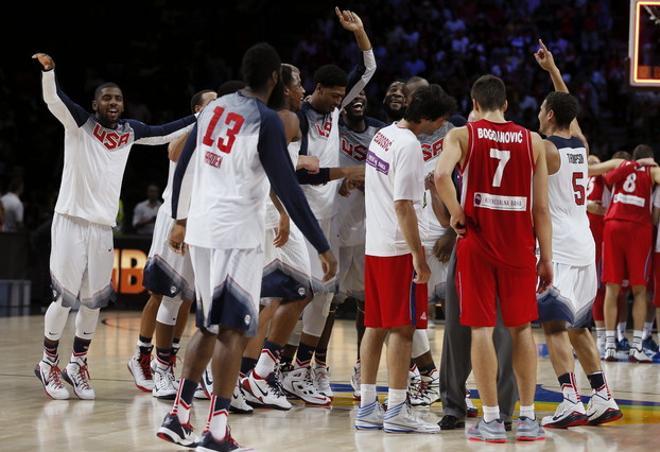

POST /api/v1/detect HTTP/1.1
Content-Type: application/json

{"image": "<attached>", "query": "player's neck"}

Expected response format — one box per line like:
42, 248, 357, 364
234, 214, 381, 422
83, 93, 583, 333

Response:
242, 87, 270, 104
546, 126, 571, 139
345, 116, 366, 132
397, 119, 420, 135
480, 110, 506, 123
95, 113, 118, 129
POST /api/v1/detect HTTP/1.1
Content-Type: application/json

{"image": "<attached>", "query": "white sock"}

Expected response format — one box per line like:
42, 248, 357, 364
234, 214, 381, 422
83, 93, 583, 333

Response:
643, 322, 653, 340
595, 327, 605, 343
253, 348, 278, 378
632, 330, 643, 350
617, 322, 626, 341
605, 331, 616, 348
207, 395, 229, 440
360, 384, 377, 407
483, 405, 500, 423
520, 404, 535, 420
387, 388, 407, 408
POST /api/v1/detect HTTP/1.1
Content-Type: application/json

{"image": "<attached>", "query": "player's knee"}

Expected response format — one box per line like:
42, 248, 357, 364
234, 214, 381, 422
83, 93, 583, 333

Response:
542, 320, 567, 335
302, 293, 333, 336
156, 296, 183, 326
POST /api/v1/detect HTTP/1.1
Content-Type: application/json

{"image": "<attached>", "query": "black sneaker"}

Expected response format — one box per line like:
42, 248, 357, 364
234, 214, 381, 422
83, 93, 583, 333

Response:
439, 414, 466, 430
157, 413, 197, 447
195, 429, 241, 451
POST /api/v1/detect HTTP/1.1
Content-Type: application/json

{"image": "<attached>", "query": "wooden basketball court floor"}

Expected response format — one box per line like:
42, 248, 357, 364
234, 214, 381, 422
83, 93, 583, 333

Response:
1, 312, 659, 451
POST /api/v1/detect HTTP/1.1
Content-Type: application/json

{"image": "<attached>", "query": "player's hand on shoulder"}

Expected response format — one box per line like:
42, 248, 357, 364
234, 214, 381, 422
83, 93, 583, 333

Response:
335, 7, 363, 32
450, 210, 467, 237
168, 222, 187, 255
637, 157, 658, 167
32, 53, 55, 71
536, 259, 553, 293
533, 39, 556, 72
319, 250, 338, 282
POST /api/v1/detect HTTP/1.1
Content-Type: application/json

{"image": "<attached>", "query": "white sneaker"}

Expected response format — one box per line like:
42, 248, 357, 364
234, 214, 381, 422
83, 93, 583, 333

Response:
62, 359, 95, 400
152, 365, 177, 399
281, 366, 331, 406
604, 346, 617, 362
127, 349, 154, 392
34, 359, 70, 400
629, 347, 652, 363
230, 379, 253, 414
406, 366, 421, 400
354, 400, 384, 430
410, 370, 440, 407
241, 371, 291, 410
383, 402, 440, 433
586, 389, 623, 425
313, 365, 333, 399
541, 399, 588, 428
350, 362, 361, 400
194, 366, 213, 400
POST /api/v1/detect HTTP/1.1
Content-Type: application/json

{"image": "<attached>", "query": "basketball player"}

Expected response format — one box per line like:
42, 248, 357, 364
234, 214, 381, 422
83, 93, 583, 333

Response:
33, 52, 196, 400
435, 75, 551, 442
127, 89, 217, 400
533, 41, 622, 427
382, 80, 408, 122
281, 7, 376, 405
602, 144, 660, 363
157, 43, 336, 450
355, 85, 448, 434
332, 90, 385, 400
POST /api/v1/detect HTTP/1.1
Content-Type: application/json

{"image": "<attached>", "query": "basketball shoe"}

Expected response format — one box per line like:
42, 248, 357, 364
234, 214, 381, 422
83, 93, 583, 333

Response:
127, 348, 154, 392
281, 366, 331, 406
516, 417, 545, 441
153, 364, 177, 399
157, 413, 197, 447
230, 379, 253, 414
241, 370, 291, 410
354, 400, 384, 430
195, 428, 241, 451
383, 402, 440, 433
35, 358, 70, 400
586, 389, 623, 425
313, 365, 333, 399
604, 346, 617, 362
629, 347, 652, 363
541, 399, 588, 428
62, 358, 95, 400
410, 370, 440, 406
467, 418, 507, 443
350, 362, 361, 400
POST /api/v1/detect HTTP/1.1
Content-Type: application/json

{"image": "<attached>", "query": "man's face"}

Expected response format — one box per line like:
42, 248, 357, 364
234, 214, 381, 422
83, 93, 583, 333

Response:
317, 85, 346, 113
194, 92, 218, 113
538, 100, 551, 135
286, 70, 306, 112
93, 87, 124, 124
383, 82, 407, 120
147, 185, 159, 201
344, 90, 367, 121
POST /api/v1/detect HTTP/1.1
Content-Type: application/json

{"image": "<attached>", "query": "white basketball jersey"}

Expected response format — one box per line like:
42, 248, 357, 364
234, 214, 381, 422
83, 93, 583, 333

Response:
265, 140, 301, 229
547, 136, 595, 266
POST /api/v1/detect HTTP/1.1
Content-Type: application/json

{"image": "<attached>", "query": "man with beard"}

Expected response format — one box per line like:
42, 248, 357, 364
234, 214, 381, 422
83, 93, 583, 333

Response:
382, 80, 408, 122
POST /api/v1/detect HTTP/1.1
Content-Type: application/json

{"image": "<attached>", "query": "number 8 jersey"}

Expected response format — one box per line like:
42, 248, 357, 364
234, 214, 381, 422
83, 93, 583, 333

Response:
604, 161, 653, 226
461, 119, 535, 268
546, 136, 595, 266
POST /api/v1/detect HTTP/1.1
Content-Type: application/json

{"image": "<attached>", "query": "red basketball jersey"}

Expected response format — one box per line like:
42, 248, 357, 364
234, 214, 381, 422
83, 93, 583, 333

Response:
461, 119, 536, 268
586, 175, 605, 239
604, 161, 653, 225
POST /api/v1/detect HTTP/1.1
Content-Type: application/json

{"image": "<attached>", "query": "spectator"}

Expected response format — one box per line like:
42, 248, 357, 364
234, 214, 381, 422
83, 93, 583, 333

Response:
1, 178, 24, 232
132, 184, 161, 235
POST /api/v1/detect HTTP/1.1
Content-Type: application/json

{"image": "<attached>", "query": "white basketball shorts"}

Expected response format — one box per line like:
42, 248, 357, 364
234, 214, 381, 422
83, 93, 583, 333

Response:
261, 224, 312, 302
303, 217, 338, 294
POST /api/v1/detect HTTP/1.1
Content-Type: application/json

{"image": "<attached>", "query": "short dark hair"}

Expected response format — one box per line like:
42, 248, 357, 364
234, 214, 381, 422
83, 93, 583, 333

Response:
633, 144, 654, 160
190, 89, 215, 113
404, 84, 457, 122
612, 150, 632, 160
313, 64, 348, 87
281, 64, 300, 88
217, 80, 246, 97
471, 75, 506, 112
544, 92, 579, 129
241, 43, 281, 90
94, 82, 121, 99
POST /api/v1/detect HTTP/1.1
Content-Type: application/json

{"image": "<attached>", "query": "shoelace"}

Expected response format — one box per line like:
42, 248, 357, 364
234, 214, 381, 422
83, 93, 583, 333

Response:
48, 363, 65, 389
266, 373, 286, 398
139, 354, 153, 379
73, 362, 92, 390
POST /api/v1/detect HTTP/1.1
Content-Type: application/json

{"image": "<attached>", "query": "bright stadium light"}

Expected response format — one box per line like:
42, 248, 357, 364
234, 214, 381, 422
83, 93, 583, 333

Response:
629, 0, 660, 87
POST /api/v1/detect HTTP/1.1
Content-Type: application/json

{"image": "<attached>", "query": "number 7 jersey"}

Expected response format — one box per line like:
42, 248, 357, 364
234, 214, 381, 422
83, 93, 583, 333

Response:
546, 136, 595, 266
461, 119, 535, 268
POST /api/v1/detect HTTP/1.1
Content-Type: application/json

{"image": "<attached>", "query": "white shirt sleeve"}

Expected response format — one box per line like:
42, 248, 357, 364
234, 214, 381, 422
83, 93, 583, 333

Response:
653, 186, 660, 209
393, 139, 424, 202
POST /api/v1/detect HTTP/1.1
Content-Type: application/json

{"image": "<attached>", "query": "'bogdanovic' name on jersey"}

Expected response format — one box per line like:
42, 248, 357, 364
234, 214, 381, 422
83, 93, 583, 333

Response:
477, 127, 524, 144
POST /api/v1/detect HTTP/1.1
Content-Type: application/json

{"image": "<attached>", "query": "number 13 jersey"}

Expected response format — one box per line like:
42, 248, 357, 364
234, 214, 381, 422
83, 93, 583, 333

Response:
546, 136, 594, 266
461, 119, 535, 269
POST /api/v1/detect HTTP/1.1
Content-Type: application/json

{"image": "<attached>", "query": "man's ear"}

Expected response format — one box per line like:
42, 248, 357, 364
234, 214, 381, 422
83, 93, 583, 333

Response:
92, 100, 98, 112
503, 99, 508, 113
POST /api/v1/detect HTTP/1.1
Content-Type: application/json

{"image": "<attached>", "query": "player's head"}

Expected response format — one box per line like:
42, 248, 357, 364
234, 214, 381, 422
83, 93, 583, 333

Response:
632, 144, 654, 160
276, 63, 305, 112
538, 92, 579, 135
470, 75, 507, 114
343, 90, 368, 122
92, 82, 124, 126
405, 76, 429, 102
241, 42, 283, 103
217, 80, 246, 97
404, 84, 456, 134
190, 89, 217, 114
612, 150, 632, 160
312, 64, 348, 113
587, 154, 601, 165
147, 184, 160, 201
383, 80, 408, 121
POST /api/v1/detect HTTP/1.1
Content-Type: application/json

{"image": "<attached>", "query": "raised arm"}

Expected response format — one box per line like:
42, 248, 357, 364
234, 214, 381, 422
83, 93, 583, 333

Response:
131, 116, 196, 146
531, 132, 553, 292
434, 127, 467, 236
258, 111, 336, 281
33, 53, 90, 130
336, 8, 376, 109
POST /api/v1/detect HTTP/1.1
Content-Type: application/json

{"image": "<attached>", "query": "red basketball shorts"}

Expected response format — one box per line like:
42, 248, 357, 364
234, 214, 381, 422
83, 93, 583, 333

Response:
364, 254, 428, 329
602, 219, 652, 287
456, 238, 537, 328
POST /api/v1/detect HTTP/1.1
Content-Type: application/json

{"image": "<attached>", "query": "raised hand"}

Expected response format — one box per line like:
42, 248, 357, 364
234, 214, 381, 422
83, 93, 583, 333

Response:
533, 39, 556, 72
32, 53, 55, 71
335, 6, 364, 33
